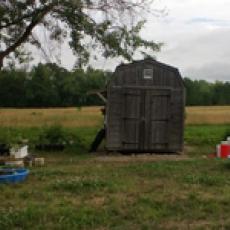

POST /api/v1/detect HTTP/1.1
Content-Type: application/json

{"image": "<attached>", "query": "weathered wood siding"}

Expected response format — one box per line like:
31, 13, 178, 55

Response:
106, 58, 185, 153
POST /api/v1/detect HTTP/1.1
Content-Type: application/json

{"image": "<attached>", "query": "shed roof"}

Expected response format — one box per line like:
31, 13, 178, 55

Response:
117, 58, 179, 73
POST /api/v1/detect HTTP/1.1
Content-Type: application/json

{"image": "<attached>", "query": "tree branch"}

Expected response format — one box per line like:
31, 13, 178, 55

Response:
0, 11, 35, 30
0, 3, 55, 66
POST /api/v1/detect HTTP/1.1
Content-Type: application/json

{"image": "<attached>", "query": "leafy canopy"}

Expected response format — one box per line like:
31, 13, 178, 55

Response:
0, 0, 162, 68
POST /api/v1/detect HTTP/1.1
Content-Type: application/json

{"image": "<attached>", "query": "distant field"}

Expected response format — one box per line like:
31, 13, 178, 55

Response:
0, 107, 103, 128
0, 106, 229, 127
186, 106, 230, 125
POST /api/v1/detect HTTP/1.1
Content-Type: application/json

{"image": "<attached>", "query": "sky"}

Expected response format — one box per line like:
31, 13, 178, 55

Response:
35, 0, 230, 82
146, 0, 230, 82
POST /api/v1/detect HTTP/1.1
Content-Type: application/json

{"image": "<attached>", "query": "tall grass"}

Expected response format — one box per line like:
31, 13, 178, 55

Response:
0, 106, 229, 128
0, 107, 103, 128
186, 106, 230, 125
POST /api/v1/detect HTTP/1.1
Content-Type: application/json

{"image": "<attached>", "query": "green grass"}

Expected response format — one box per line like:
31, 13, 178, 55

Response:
0, 124, 230, 229
52, 177, 115, 194
1, 157, 230, 229
0, 124, 229, 156
185, 124, 230, 146
0, 126, 99, 153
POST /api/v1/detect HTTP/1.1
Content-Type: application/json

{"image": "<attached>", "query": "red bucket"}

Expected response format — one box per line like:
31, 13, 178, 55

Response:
220, 144, 230, 158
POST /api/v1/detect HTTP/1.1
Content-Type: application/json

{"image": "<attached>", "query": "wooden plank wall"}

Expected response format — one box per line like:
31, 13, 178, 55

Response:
106, 59, 185, 152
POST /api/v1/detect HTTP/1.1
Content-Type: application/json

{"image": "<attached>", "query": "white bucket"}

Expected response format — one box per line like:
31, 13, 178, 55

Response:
10, 145, 28, 159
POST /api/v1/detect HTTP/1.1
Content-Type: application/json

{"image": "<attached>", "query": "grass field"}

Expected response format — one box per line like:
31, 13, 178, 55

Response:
186, 106, 230, 125
0, 106, 229, 128
1, 155, 230, 229
0, 106, 230, 229
0, 107, 103, 128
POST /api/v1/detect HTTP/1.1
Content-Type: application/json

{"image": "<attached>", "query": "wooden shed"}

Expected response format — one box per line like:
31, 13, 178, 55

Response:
106, 58, 185, 153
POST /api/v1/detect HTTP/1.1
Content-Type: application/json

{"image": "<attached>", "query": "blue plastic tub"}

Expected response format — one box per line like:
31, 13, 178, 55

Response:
0, 168, 29, 184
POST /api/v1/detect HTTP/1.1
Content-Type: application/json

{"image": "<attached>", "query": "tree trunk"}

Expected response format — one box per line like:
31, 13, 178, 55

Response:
0, 53, 4, 70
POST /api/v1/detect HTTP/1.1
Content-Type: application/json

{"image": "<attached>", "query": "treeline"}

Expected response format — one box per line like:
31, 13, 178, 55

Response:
0, 63, 229, 107
0, 63, 111, 107
184, 78, 230, 106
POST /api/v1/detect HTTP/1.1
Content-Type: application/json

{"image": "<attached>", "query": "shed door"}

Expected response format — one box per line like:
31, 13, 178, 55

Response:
122, 89, 141, 150
145, 90, 171, 150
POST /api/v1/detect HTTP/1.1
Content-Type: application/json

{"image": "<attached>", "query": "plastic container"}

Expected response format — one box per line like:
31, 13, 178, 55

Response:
10, 145, 28, 159
220, 144, 230, 159
216, 144, 221, 158
221, 141, 229, 145
34, 158, 45, 167
0, 168, 29, 184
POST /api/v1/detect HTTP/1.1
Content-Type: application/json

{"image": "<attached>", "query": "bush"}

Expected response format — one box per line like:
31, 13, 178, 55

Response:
0, 129, 26, 148
35, 125, 85, 152
38, 125, 67, 145
223, 127, 230, 140
0, 131, 11, 147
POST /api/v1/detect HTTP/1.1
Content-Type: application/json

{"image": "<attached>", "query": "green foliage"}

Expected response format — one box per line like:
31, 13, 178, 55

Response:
0, 128, 27, 146
0, 124, 227, 154
0, 126, 91, 153
0, 130, 11, 146
0, 64, 110, 107
184, 77, 230, 105
35, 125, 85, 152
0, 0, 161, 69
37, 125, 68, 145
185, 124, 230, 146
223, 128, 230, 140
0, 65, 230, 107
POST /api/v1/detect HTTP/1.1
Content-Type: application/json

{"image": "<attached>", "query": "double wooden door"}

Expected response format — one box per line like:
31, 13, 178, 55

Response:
122, 88, 171, 151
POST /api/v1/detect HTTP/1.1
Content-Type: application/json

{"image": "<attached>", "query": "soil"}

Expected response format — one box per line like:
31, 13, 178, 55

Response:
92, 152, 190, 163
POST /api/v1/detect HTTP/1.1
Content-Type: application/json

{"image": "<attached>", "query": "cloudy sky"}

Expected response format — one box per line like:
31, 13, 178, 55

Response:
146, 0, 230, 82
37, 0, 230, 82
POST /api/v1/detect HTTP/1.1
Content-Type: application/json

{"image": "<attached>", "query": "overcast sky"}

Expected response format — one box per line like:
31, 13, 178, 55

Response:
36, 0, 230, 82
147, 0, 230, 82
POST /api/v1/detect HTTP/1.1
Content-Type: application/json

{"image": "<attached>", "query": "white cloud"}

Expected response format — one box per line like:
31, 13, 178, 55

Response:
141, 0, 230, 81
47, 0, 230, 82
187, 62, 230, 82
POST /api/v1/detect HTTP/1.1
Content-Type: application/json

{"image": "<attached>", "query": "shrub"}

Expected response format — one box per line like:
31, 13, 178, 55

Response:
0, 131, 11, 147
35, 125, 85, 152
223, 127, 230, 140
38, 125, 67, 145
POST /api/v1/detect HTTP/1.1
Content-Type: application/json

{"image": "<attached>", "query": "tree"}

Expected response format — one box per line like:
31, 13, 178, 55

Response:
0, 69, 27, 106
26, 63, 60, 106
0, 0, 161, 70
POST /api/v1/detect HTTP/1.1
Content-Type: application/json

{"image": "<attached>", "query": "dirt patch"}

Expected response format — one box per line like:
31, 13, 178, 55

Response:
88, 196, 106, 207
159, 220, 222, 230
92, 153, 190, 163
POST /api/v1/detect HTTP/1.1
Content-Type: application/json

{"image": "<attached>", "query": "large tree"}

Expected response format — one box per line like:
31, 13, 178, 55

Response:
0, 0, 161, 69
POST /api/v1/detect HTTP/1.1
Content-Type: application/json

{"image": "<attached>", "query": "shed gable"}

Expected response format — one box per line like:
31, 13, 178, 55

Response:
111, 59, 183, 88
